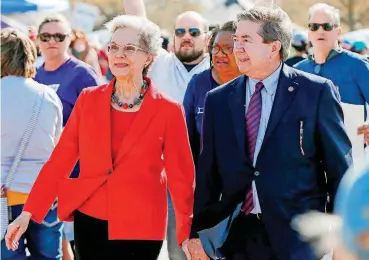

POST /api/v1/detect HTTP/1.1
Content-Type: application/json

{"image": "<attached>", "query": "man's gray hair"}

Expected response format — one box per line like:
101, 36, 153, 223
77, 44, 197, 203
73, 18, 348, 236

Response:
105, 15, 162, 55
237, 6, 293, 61
308, 3, 340, 26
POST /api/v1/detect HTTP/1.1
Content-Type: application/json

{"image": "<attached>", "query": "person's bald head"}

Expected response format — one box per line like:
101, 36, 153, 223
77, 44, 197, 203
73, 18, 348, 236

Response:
175, 11, 208, 32
173, 11, 208, 64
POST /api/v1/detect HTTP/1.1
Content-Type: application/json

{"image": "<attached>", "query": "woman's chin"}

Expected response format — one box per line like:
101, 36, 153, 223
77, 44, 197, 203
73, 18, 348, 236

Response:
112, 70, 133, 80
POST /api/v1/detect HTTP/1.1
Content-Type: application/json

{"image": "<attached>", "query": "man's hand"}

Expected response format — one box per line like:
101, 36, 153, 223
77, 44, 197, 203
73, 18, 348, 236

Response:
122, 0, 146, 17
182, 238, 209, 260
357, 121, 369, 145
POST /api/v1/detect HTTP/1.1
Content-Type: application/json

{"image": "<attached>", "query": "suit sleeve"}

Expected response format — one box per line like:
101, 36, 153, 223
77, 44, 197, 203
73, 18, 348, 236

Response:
183, 78, 200, 169
316, 80, 353, 212
353, 58, 369, 103
23, 90, 85, 223
164, 103, 195, 246
191, 92, 222, 237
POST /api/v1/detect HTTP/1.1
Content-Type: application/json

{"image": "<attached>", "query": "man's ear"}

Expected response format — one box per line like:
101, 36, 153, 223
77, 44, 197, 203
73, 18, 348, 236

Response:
271, 40, 282, 58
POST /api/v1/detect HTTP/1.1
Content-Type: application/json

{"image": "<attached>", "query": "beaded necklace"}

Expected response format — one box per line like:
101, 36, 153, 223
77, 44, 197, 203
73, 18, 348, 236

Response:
111, 79, 149, 109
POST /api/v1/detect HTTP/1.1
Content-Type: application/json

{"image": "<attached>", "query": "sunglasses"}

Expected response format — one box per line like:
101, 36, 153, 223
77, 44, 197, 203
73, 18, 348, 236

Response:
108, 43, 148, 55
38, 33, 68, 42
308, 23, 337, 32
175, 28, 202, 38
209, 45, 233, 55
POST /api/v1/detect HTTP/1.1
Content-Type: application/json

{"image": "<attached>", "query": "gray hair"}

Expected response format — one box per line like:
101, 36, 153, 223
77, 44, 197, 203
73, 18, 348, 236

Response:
105, 15, 162, 55
237, 6, 293, 61
308, 3, 340, 26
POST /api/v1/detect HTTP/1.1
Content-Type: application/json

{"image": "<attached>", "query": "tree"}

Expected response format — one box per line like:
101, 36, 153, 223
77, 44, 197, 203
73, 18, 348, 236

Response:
335, 0, 369, 31
281, 0, 369, 32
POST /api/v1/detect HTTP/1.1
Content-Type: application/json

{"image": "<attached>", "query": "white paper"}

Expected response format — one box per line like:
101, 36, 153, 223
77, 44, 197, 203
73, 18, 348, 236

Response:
341, 103, 365, 164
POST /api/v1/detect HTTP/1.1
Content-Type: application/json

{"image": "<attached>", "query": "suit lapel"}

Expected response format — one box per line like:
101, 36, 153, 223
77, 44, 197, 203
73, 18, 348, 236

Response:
95, 80, 114, 168
262, 64, 299, 148
113, 78, 159, 166
228, 75, 247, 158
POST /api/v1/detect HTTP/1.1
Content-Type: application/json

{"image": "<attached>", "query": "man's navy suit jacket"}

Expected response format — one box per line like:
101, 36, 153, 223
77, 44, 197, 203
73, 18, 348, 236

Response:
191, 64, 353, 260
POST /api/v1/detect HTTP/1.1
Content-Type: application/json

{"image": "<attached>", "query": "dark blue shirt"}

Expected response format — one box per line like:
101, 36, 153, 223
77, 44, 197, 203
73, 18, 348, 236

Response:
35, 57, 99, 125
183, 69, 219, 167
183, 63, 197, 72
34, 57, 99, 178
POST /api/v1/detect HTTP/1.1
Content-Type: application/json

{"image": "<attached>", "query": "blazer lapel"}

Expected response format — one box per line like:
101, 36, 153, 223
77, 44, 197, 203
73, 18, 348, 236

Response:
95, 80, 114, 168
228, 75, 247, 158
113, 78, 159, 166
262, 64, 299, 147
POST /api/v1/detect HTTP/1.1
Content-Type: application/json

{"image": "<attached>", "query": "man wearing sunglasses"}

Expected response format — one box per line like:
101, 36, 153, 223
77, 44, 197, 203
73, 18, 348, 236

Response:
123, 1, 210, 260
295, 3, 369, 164
123, 0, 209, 103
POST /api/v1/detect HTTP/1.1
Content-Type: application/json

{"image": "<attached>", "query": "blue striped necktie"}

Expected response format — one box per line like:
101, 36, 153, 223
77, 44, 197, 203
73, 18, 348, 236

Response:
241, 81, 264, 215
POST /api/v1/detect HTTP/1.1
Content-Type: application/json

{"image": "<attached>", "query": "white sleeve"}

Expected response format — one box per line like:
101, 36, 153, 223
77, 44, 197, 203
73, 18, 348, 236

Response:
150, 49, 171, 73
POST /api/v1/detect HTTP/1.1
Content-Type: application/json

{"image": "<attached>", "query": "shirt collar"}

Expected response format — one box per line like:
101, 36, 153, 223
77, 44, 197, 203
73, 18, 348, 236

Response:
308, 46, 343, 62
248, 62, 282, 95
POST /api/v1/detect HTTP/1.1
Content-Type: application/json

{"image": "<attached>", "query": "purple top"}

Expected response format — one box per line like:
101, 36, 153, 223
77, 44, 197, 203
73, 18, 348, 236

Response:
34, 57, 99, 178
34, 57, 99, 126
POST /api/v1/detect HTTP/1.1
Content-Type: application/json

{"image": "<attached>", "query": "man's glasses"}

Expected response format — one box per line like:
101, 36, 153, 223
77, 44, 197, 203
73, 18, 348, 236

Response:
108, 43, 148, 55
38, 33, 67, 42
175, 28, 202, 38
308, 23, 337, 32
209, 45, 233, 55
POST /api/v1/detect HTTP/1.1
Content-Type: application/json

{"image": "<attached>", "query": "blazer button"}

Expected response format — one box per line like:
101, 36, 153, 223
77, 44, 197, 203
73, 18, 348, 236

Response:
254, 171, 260, 176
107, 169, 112, 175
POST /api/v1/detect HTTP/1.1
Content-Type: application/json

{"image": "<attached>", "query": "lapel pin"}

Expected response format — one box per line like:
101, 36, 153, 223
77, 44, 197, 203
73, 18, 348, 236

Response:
288, 86, 294, 92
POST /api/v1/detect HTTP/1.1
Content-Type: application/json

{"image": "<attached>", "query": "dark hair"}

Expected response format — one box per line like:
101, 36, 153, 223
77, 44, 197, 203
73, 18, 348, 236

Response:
209, 20, 237, 67
161, 36, 169, 51
292, 44, 307, 53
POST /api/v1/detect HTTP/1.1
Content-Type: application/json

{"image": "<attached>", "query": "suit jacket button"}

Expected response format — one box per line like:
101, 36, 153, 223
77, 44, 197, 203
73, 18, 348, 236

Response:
107, 169, 112, 175
254, 171, 260, 176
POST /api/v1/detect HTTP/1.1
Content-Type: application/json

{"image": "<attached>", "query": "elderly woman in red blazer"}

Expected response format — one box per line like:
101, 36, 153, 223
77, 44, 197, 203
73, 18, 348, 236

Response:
6, 15, 195, 260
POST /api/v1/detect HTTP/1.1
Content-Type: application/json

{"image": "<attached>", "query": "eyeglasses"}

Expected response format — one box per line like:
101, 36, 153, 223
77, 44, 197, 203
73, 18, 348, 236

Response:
209, 45, 233, 55
107, 43, 148, 55
38, 33, 68, 42
175, 28, 202, 38
308, 23, 337, 32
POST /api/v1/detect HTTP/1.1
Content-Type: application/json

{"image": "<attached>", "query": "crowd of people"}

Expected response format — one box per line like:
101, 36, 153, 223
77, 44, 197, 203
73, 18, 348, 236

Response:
1, 1, 369, 260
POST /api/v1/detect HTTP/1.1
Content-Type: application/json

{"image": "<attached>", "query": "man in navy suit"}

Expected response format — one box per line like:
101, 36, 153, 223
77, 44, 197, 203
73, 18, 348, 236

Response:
190, 6, 352, 260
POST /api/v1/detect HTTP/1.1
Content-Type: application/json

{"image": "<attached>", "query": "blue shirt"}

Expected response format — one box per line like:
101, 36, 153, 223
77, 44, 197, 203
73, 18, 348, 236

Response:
294, 49, 369, 106
183, 69, 219, 167
34, 57, 99, 178
246, 62, 281, 213
246, 63, 281, 165
35, 57, 99, 126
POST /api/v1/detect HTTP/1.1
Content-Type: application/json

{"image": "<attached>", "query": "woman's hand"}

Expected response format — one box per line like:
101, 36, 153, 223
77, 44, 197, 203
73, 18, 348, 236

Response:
5, 211, 32, 251
182, 238, 209, 260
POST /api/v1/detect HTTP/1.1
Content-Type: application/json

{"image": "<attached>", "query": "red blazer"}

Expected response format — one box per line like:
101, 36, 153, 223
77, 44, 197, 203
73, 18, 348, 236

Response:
24, 78, 195, 245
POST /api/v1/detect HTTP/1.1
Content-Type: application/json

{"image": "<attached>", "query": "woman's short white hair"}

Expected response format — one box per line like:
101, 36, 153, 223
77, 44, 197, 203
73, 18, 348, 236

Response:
309, 3, 340, 26
105, 15, 162, 55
